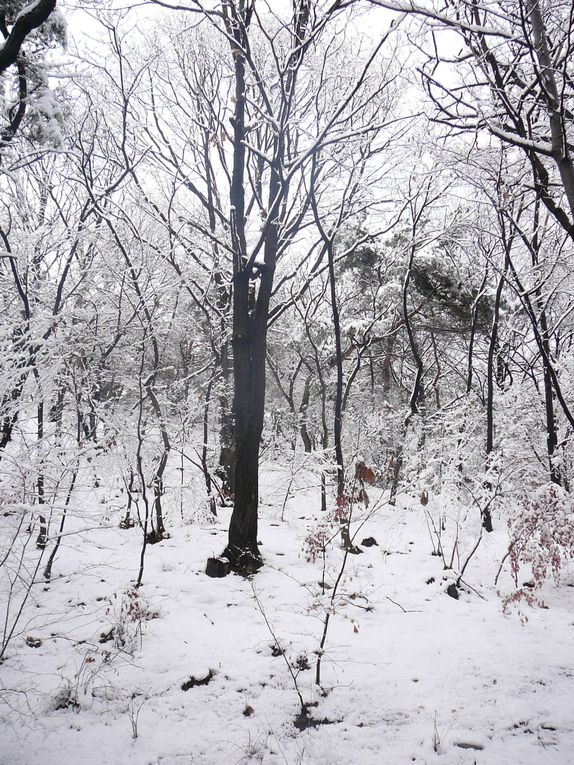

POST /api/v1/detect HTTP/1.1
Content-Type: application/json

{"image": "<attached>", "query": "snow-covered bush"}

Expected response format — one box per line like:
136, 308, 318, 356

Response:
504, 484, 574, 614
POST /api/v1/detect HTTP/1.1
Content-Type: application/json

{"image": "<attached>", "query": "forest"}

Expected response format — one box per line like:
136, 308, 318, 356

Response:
1, 1, 573, 763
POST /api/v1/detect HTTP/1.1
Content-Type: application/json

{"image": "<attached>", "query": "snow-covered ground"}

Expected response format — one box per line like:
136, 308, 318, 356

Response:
1, 457, 573, 764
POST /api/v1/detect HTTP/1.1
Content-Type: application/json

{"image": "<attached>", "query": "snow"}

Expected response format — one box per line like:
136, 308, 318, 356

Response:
368, 1, 518, 40
1, 456, 573, 764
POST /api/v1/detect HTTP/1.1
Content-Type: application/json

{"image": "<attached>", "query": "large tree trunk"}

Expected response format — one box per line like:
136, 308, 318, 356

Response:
224, 271, 263, 565
224, 262, 275, 568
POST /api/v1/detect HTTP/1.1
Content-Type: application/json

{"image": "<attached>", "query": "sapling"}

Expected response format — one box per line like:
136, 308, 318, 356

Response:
306, 477, 385, 689
43, 462, 79, 581
314, 534, 354, 689
453, 476, 502, 593
432, 712, 442, 754
249, 581, 309, 724
200, 373, 217, 516
127, 691, 148, 739
0, 521, 46, 662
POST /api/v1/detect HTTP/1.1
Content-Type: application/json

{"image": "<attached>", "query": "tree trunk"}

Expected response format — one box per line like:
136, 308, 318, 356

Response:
224, 266, 273, 568
299, 373, 313, 453
525, 0, 574, 220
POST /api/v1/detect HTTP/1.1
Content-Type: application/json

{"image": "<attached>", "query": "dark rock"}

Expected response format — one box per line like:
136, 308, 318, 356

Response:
146, 528, 168, 544
206, 557, 230, 578
455, 742, 484, 750
54, 687, 80, 711
446, 583, 459, 600
361, 537, 378, 547
224, 549, 263, 575
181, 669, 215, 691
294, 704, 338, 731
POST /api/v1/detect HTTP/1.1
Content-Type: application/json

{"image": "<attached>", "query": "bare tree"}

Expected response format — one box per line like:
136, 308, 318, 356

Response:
369, 0, 574, 240
179, 0, 403, 569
